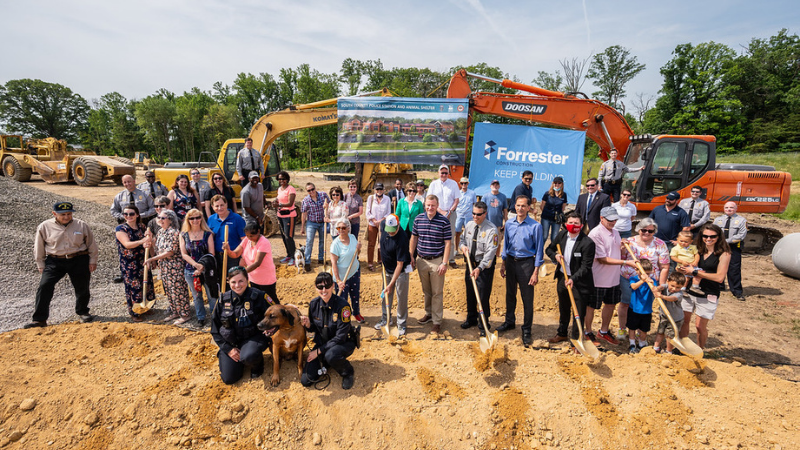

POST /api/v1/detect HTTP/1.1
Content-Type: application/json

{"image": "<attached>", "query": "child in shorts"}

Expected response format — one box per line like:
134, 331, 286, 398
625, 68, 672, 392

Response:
670, 230, 700, 288
627, 259, 657, 354
653, 271, 686, 354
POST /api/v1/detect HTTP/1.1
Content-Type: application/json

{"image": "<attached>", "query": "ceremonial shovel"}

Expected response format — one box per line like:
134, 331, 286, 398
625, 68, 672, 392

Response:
622, 241, 703, 359
133, 247, 156, 314
464, 250, 498, 353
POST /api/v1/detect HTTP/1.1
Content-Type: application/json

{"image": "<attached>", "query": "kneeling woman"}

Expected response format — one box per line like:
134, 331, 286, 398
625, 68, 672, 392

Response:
300, 272, 357, 390
211, 267, 278, 384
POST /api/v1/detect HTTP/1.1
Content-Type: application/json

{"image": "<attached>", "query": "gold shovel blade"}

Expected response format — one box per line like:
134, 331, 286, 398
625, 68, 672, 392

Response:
479, 331, 499, 354
570, 337, 600, 359
671, 337, 704, 358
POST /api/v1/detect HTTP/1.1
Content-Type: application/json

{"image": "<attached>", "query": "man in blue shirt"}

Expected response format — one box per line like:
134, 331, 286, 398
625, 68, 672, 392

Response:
454, 177, 477, 266
649, 191, 690, 269
482, 180, 508, 240
207, 194, 247, 276
498, 195, 545, 347
510, 171, 533, 208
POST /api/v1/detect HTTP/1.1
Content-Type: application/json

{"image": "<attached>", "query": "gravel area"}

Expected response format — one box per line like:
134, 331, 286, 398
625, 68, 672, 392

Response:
0, 177, 145, 332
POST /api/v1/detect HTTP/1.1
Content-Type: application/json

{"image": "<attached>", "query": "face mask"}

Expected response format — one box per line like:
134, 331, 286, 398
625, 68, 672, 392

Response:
554, 187, 561, 191
566, 224, 582, 233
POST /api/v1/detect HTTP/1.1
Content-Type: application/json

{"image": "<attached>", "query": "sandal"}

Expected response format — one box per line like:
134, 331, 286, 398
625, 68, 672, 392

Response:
173, 316, 191, 325
163, 314, 180, 322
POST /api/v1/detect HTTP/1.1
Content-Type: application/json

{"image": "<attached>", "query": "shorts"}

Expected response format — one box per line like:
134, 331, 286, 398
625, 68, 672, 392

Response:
681, 293, 718, 320
590, 285, 621, 309
455, 216, 467, 232
626, 311, 653, 333
657, 312, 684, 338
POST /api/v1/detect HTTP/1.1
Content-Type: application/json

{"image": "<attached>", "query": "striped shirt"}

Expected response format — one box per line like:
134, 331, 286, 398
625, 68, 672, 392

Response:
412, 212, 452, 258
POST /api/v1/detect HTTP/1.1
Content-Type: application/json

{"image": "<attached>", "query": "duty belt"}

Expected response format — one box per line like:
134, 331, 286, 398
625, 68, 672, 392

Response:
48, 250, 89, 259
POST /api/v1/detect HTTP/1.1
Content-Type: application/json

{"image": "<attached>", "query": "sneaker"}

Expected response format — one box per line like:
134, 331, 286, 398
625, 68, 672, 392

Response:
354, 314, 366, 324
287, 258, 295, 266
318, 260, 325, 265
637, 343, 649, 350
417, 314, 432, 325
617, 329, 628, 339
304, 264, 312, 272
598, 330, 619, 345
250, 365, 264, 379
653, 346, 662, 354
374, 321, 386, 330
736, 295, 746, 302
279, 256, 290, 264
79, 314, 94, 323
671, 348, 683, 356
397, 328, 406, 337
629, 344, 640, 354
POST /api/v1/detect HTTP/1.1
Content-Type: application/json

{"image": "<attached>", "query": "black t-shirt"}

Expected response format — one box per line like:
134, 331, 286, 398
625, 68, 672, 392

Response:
380, 229, 411, 273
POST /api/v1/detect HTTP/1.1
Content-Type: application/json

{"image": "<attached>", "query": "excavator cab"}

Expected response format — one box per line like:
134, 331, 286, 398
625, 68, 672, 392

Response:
623, 135, 715, 206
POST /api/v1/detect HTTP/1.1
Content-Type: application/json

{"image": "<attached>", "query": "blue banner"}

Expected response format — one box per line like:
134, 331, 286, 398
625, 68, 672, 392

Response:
468, 123, 585, 203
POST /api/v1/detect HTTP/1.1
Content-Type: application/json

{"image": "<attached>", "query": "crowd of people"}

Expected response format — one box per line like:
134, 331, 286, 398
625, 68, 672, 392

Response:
23, 158, 749, 388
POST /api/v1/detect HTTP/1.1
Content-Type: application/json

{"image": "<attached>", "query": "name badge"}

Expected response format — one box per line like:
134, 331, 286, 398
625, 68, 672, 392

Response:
574, 252, 581, 257
73, 231, 83, 235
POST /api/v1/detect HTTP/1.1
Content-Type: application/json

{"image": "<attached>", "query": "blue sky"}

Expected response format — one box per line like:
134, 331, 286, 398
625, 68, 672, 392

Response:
1, 0, 797, 107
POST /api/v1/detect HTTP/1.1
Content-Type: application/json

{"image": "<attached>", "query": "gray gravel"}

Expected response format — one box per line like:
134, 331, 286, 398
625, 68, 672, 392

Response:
0, 177, 179, 332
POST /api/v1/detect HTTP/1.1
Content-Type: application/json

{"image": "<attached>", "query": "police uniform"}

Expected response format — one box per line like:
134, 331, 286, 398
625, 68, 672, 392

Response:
211, 287, 277, 384
301, 294, 356, 386
110, 187, 156, 223
598, 158, 630, 201
459, 219, 499, 332
678, 197, 710, 237
28, 202, 99, 327
713, 213, 747, 299
137, 180, 168, 199
236, 147, 263, 187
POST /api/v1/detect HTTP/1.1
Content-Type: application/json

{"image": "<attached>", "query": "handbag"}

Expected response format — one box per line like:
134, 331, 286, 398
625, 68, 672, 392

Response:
554, 210, 566, 224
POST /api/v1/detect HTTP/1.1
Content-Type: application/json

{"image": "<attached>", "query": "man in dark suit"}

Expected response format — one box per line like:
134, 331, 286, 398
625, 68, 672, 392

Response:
575, 178, 610, 231
545, 212, 596, 344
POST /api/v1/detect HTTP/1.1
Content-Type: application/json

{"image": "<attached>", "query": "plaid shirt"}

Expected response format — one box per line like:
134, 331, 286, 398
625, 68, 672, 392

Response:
301, 192, 329, 223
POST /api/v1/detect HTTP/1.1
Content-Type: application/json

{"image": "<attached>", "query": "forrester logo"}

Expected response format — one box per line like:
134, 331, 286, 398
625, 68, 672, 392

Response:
501, 101, 547, 115
484, 140, 497, 160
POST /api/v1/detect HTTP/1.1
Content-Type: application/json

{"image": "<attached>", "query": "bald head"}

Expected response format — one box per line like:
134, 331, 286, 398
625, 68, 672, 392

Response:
724, 201, 737, 216
122, 175, 136, 191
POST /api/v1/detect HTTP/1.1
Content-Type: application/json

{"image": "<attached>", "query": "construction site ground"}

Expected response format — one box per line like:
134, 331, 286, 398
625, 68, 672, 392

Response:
1, 170, 799, 450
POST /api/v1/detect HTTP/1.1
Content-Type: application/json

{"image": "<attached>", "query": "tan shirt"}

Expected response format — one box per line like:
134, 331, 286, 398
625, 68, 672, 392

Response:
34, 218, 99, 269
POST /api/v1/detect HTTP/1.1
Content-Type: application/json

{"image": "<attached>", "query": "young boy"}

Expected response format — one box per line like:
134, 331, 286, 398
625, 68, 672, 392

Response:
653, 271, 687, 354
670, 230, 700, 288
627, 259, 657, 354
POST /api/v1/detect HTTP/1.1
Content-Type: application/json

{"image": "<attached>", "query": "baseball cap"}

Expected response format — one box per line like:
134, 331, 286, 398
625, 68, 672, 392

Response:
600, 206, 620, 221
248, 171, 260, 180
384, 214, 399, 232
53, 202, 74, 213
374, 182, 385, 190
438, 164, 449, 173
460, 177, 469, 183
490, 180, 500, 185
416, 180, 425, 186
666, 191, 680, 200
553, 176, 564, 184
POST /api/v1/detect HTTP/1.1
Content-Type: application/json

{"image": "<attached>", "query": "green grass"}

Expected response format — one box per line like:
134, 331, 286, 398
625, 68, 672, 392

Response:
717, 152, 800, 221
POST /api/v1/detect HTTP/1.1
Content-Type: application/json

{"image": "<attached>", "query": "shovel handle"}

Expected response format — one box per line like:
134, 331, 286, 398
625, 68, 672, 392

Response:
556, 245, 585, 337
221, 225, 229, 291
621, 241, 681, 332
142, 247, 150, 298
464, 249, 492, 333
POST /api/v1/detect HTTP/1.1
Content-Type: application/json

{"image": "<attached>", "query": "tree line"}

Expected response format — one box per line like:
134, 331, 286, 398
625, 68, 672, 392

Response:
0, 29, 797, 168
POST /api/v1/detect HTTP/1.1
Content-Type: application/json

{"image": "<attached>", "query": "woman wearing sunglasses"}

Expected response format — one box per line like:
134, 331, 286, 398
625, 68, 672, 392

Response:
677, 223, 731, 349
205, 174, 237, 217
211, 266, 277, 384
180, 208, 216, 327
326, 186, 348, 238
300, 272, 357, 390
115, 205, 154, 322
168, 174, 199, 224
273, 171, 297, 266
612, 189, 637, 239
330, 219, 363, 323
145, 209, 192, 325
618, 218, 670, 341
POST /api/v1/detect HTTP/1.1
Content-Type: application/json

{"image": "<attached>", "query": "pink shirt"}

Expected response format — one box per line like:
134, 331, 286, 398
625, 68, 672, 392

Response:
588, 225, 622, 288
242, 235, 276, 285
276, 186, 297, 218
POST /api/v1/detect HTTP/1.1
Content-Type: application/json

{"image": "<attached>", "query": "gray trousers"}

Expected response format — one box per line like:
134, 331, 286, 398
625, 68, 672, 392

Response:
381, 269, 409, 332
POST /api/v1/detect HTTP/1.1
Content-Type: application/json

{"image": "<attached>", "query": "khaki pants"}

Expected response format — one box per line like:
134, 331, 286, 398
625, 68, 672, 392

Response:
416, 256, 445, 325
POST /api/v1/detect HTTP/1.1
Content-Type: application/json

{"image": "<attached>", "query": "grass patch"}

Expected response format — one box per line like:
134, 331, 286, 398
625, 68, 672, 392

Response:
792, 319, 800, 339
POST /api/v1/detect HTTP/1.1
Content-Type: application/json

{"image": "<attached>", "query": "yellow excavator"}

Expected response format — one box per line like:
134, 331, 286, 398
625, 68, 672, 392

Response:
156, 89, 415, 235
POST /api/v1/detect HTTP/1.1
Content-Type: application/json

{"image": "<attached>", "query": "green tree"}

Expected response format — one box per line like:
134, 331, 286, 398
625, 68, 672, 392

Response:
587, 45, 646, 109
0, 79, 90, 141
231, 72, 289, 132
81, 92, 143, 156
135, 94, 176, 161
203, 103, 244, 150
174, 88, 215, 161
532, 70, 564, 91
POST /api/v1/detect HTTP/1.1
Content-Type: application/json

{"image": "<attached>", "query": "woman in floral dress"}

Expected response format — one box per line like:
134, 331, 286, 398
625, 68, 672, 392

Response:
146, 209, 192, 324
115, 205, 154, 322
168, 174, 198, 224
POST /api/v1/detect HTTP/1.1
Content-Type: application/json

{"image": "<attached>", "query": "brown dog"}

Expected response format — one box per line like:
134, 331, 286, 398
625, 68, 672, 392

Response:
257, 304, 307, 386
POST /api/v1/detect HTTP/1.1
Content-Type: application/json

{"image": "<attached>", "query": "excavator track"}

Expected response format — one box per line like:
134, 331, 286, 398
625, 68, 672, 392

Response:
742, 225, 783, 255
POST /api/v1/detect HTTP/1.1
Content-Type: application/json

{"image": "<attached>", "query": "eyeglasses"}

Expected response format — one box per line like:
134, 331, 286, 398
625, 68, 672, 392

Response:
188, 216, 202, 221
331, 193, 340, 197
586, 183, 597, 187
336, 226, 348, 230
145, 175, 155, 178
155, 205, 166, 209
523, 178, 532, 182
621, 193, 631, 197
190, 172, 200, 176
406, 189, 415, 193
316, 282, 333, 290
702, 234, 719, 239
306, 188, 315, 193
472, 211, 485, 216
213, 177, 223, 181
375, 188, 384, 191
349, 185, 357, 189
157, 216, 168, 220
640, 229, 655, 234
227, 266, 246, 275
122, 212, 137, 217
460, 182, 469, 185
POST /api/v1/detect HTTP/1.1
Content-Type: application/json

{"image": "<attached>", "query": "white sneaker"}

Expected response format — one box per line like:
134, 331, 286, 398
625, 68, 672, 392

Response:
374, 321, 386, 330
287, 258, 295, 266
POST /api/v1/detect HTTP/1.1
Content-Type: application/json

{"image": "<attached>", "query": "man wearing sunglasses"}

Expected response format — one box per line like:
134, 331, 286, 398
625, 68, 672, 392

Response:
300, 182, 330, 271
575, 178, 610, 231
301, 272, 357, 390
458, 201, 499, 337
137, 171, 168, 199
679, 186, 711, 238
511, 170, 534, 207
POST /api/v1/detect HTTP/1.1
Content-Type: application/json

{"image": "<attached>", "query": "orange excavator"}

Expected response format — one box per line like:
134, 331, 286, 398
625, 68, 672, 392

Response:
446, 69, 791, 214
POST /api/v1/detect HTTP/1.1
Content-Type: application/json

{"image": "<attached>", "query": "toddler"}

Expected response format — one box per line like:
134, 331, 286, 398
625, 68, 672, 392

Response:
670, 230, 700, 288
653, 271, 686, 354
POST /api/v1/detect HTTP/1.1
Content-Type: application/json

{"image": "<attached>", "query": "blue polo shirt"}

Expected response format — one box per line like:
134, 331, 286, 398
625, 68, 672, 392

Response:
482, 192, 508, 228
501, 216, 544, 267
207, 211, 247, 253
649, 205, 690, 242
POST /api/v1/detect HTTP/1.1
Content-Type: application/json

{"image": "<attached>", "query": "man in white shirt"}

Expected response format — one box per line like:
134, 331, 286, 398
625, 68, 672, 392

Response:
365, 183, 392, 271
427, 164, 460, 266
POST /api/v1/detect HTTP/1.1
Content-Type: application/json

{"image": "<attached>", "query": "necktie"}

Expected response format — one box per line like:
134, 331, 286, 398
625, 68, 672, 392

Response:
250, 149, 257, 172
724, 216, 731, 239
689, 200, 695, 223
149, 183, 155, 198
470, 224, 478, 264
129, 191, 134, 205
612, 160, 617, 180
586, 194, 593, 218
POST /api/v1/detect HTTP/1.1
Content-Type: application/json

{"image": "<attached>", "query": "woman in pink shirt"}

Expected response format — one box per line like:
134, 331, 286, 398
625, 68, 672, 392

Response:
273, 171, 297, 265
224, 222, 279, 303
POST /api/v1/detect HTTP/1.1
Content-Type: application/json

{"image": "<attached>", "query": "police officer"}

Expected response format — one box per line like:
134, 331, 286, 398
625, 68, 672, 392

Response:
713, 201, 747, 301
300, 272, 357, 390
458, 201, 499, 337
138, 171, 168, 199
211, 267, 278, 384
25, 202, 98, 328
236, 137, 263, 187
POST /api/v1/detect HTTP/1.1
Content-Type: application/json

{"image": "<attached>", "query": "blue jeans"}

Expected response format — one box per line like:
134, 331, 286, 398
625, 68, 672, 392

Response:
184, 267, 217, 321
541, 218, 560, 242
305, 221, 325, 264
